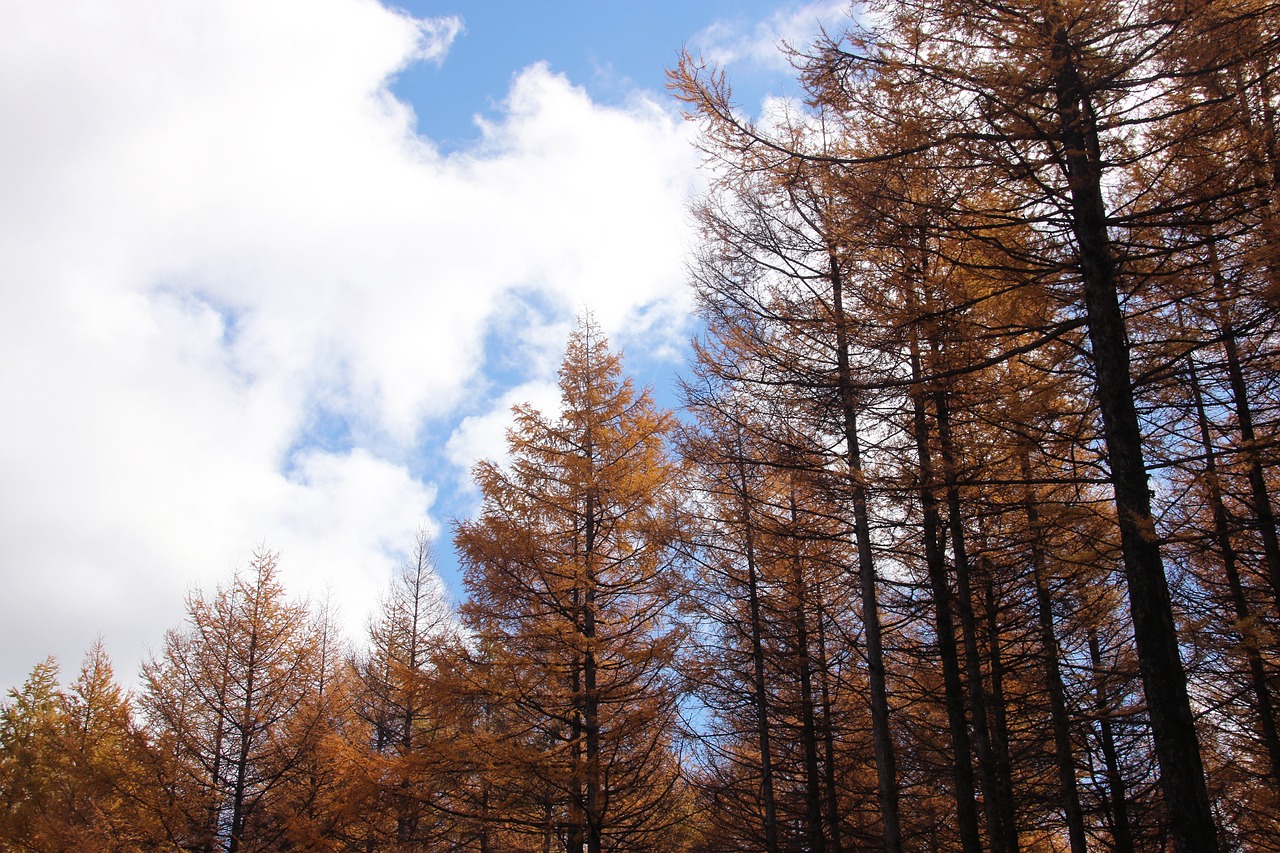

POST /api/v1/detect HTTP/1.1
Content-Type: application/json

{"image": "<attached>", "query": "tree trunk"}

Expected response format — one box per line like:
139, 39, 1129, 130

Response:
831, 250, 903, 853
909, 331, 982, 853
1050, 22, 1218, 851
736, 445, 781, 853
980, 561, 1018, 852
227, 616, 260, 853
935, 386, 1015, 853
583, 490, 602, 853
1211, 247, 1280, 615
815, 581, 844, 853
1186, 336, 1280, 782
790, 488, 827, 853
1021, 451, 1088, 853
1089, 629, 1136, 853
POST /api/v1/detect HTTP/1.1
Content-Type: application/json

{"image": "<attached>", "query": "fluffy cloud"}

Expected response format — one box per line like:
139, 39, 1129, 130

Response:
445, 379, 563, 480
694, 1, 851, 73
0, 0, 702, 689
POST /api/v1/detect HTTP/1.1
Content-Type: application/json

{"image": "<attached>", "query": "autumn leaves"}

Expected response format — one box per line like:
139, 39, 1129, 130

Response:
4, 0, 1280, 850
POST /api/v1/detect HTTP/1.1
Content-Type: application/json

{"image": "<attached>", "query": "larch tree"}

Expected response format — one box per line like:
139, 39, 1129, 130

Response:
351, 529, 461, 849
0, 657, 67, 849
668, 0, 1280, 847
678, 383, 881, 853
0, 645, 162, 851
455, 318, 688, 853
260, 594, 366, 851
681, 138, 912, 853
140, 548, 325, 853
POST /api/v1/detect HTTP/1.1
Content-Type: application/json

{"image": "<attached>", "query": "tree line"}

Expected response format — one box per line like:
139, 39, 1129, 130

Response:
4, 0, 1280, 849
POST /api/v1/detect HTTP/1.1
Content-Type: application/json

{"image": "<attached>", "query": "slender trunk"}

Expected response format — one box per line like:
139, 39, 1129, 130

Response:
790, 488, 827, 853
1089, 629, 1136, 853
397, 548, 429, 842
735, 443, 781, 853
1186, 339, 1280, 781
815, 579, 844, 853
980, 560, 1018, 851
1211, 244, 1280, 614
402, 561, 422, 764
208, 654, 230, 851
228, 627, 258, 853
935, 386, 1014, 853
1021, 451, 1088, 853
1050, 22, 1218, 851
569, 583, 585, 853
584, 636, 600, 853
831, 249, 902, 853
909, 330, 982, 853
583, 490, 602, 853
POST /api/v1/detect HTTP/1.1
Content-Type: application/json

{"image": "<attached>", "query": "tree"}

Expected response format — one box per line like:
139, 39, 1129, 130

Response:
680, 139, 914, 853
668, 1, 1280, 846
260, 595, 369, 851
141, 548, 324, 853
455, 318, 689, 853
0, 657, 64, 848
0, 645, 162, 851
350, 529, 462, 849
679, 393, 882, 853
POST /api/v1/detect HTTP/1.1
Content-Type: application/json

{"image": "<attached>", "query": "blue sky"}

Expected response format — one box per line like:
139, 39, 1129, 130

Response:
392, 1, 815, 145
0, 0, 851, 692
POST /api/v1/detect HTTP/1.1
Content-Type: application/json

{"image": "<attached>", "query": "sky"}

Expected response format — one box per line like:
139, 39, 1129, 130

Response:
0, 0, 853, 693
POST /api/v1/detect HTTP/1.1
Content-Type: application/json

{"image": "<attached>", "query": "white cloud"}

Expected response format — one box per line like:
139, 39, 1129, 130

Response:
412, 14, 466, 65
693, 1, 850, 72
445, 379, 563, 480
0, 0, 702, 690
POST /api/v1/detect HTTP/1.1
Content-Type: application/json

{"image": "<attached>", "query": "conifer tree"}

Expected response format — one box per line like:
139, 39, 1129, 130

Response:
141, 548, 324, 852
667, 2, 1280, 847
351, 529, 461, 849
0, 657, 64, 848
0, 645, 162, 850
455, 318, 688, 853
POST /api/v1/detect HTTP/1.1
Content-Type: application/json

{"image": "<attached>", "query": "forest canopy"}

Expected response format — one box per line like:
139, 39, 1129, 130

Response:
5, 0, 1280, 850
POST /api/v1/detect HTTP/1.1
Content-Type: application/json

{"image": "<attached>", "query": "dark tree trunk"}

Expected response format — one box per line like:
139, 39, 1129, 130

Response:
791, 487, 827, 853
909, 331, 982, 853
814, 580, 844, 853
583, 491, 602, 853
736, 445, 781, 853
1089, 629, 1137, 853
1212, 253, 1280, 615
980, 560, 1018, 852
1050, 21, 1218, 852
1021, 452, 1088, 853
227, 621, 260, 853
830, 251, 903, 853
1186, 337, 1280, 782
935, 387, 1016, 853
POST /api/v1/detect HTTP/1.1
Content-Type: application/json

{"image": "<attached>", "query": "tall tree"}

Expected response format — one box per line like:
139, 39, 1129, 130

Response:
680, 135, 911, 853
141, 548, 324, 853
351, 529, 461, 849
669, 1, 1276, 846
0, 657, 65, 849
455, 319, 689, 853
